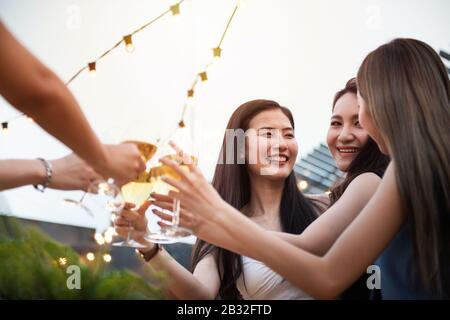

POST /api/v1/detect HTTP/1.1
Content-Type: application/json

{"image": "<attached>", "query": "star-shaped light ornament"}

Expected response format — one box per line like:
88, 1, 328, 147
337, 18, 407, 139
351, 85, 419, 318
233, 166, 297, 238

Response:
199, 72, 208, 82
213, 47, 222, 59
170, 4, 180, 16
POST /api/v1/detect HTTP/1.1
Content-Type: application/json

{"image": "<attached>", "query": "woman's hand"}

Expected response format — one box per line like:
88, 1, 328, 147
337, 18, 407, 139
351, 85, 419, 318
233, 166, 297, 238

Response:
114, 201, 155, 248
152, 192, 242, 251
96, 143, 146, 186
157, 142, 229, 224
48, 153, 103, 191
153, 142, 249, 252
151, 193, 202, 232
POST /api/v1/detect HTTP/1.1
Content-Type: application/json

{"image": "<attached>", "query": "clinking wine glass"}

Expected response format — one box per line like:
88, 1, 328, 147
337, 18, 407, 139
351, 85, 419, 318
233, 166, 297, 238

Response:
145, 131, 198, 244
83, 178, 125, 244
114, 140, 158, 248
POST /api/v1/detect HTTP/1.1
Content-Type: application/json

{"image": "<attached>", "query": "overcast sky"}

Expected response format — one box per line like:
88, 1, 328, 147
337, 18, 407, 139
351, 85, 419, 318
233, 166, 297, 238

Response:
1, 0, 449, 229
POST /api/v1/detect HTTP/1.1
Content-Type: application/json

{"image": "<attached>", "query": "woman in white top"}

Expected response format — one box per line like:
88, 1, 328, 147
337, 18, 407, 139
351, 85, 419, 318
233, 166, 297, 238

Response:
116, 99, 326, 299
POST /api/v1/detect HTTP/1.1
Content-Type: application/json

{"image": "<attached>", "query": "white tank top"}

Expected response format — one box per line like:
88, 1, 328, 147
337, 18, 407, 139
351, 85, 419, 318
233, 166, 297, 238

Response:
236, 256, 312, 300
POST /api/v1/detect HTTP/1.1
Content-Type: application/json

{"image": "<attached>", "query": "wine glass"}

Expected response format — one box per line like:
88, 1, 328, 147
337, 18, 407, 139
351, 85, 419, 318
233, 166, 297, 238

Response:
113, 140, 158, 248
62, 190, 94, 217
145, 126, 198, 243
82, 178, 125, 245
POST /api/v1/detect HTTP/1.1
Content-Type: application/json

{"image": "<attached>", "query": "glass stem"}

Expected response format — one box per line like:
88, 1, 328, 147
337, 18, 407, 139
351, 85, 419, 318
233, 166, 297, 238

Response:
126, 227, 132, 243
79, 192, 87, 204
172, 199, 181, 227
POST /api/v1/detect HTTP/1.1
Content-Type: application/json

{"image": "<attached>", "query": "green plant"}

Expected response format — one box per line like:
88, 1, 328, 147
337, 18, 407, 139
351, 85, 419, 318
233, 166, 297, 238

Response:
0, 216, 165, 300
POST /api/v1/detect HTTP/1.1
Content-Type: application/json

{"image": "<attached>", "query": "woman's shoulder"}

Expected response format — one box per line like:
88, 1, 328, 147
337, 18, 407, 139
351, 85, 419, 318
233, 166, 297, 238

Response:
341, 172, 383, 199
351, 171, 383, 185
304, 193, 330, 215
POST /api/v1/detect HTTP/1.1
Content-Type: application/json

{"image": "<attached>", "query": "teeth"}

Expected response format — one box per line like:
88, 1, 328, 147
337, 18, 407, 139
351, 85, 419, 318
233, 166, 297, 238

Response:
267, 156, 288, 162
338, 148, 358, 153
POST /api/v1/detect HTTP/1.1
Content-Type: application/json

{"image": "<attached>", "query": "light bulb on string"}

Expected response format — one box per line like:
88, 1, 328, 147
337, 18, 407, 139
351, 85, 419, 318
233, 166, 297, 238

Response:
104, 227, 116, 243
88, 62, 96, 77
58, 257, 67, 266
197, 71, 210, 91
86, 252, 95, 261
27, 116, 34, 123
213, 47, 222, 61
170, 3, 180, 16
1, 122, 9, 135
103, 253, 112, 263
94, 232, 105, 245
123, 34, 134, 53
298, 180, 308, 191
199, 71, 208, 82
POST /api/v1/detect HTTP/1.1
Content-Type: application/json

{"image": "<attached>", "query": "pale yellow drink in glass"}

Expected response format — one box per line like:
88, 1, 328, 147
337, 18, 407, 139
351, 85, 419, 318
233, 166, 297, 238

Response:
120, 141, 158, 208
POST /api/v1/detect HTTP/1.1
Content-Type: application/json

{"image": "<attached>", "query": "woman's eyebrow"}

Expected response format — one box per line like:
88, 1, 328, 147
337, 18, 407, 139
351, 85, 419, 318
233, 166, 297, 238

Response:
330, 115, 343, 121
258, 127, 293, 131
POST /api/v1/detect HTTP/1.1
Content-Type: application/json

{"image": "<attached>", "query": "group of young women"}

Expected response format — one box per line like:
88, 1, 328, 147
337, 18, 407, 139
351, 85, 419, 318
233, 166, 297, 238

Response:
116, 38, 450, 300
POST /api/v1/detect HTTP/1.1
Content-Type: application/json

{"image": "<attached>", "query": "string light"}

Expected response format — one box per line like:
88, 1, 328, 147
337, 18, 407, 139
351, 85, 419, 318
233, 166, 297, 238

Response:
199, 71, 208, 82
104, 227, 116, 243
64, 0, 185, 85
170, 3, 181, 16
86, 252, 95, 261
1, 122, 8, 135
58, 257, 67, 266
177, 2, 240, 127
298, 180, 308, 191
103, 253, 112, 263
0, 0, 240, 137
94, 232, 105, 245
27, 116, 34, 122
213, 47, 222, 59
123, 34, 134, 53
88, 62, 96, 77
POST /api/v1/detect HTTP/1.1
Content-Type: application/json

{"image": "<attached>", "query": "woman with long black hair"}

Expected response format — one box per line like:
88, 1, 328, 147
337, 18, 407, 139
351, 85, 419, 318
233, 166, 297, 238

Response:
116, 99, 324, 299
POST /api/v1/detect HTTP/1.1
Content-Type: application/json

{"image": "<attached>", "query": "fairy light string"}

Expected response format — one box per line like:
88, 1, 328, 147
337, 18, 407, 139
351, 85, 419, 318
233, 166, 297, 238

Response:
1, 0, 242, 136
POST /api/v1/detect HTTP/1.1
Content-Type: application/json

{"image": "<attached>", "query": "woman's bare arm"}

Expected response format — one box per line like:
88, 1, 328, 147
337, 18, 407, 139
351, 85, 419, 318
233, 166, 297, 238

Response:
272, 172, 382, 256
0, 23, 107, 169
208, 162, 404, 298
0, 23, 145, 183
160, 156, 404, 299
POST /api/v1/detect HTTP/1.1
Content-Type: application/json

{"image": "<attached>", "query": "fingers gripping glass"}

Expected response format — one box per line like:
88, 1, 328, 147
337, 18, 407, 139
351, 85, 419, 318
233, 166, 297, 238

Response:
144, 142, 196, 244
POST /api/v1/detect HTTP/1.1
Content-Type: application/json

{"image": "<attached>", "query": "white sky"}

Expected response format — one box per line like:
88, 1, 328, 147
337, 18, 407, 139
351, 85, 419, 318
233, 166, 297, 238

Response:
1, 0, 449, 229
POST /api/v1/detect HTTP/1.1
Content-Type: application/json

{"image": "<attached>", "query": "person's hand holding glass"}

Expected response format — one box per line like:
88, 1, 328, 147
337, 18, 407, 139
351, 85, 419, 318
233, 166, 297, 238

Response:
144, 136, 198, 243
114, 140, 158, 247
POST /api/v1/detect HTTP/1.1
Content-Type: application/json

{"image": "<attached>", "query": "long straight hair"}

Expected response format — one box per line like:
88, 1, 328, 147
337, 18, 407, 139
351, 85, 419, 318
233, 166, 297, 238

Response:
191, 99, 320, 299
329, 78, 390, 206
357, 38, 450, 297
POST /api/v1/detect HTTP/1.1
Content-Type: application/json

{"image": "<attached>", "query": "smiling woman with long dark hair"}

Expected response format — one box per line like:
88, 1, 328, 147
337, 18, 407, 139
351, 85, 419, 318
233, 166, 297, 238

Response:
115, 99, 325, 299
191, 99, 324, 299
